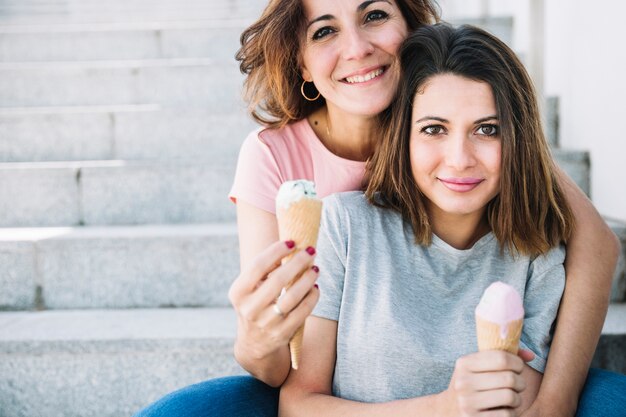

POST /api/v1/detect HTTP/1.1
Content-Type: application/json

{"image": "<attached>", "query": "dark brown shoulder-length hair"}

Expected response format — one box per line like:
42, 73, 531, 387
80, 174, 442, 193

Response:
235, 0, 440, 129
366, 23, 573, 256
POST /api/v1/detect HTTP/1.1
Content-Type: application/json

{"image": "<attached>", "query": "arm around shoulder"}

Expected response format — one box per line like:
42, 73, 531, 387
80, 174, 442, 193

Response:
532, 167, 620, 415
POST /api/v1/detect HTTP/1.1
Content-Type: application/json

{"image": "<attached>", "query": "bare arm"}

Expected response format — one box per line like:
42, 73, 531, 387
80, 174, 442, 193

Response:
229, 201, 320, 386
237, 200, 279, 270
526, 168, 619, 416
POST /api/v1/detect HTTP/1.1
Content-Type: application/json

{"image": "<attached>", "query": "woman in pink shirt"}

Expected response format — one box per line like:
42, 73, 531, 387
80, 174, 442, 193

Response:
134, 0, 623, 416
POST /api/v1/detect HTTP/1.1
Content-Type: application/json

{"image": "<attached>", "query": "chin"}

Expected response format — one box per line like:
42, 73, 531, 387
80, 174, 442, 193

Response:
355, 101, 392, 117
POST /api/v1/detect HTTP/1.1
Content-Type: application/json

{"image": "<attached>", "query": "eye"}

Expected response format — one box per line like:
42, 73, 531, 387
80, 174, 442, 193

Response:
421, 125, 446, 136
312, 26, 335, 41
476, 124, 499, 136
365, 10, 389, 22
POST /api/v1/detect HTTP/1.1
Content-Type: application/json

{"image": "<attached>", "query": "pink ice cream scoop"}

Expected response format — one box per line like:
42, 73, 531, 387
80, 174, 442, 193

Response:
475, 281, 524, 353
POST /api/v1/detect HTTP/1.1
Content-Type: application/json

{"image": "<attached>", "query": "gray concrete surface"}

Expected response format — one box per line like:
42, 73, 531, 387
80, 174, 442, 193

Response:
0, 59, 244, 109
607, 218, 626, 302
80, 161, 236, 224
0, 0, 266, 25
592, 303, 626, 373
0, 163, 80, 227
0, 308, 243, 417
0, 223, 238, 309
0, 106, 255, 162
0, 22, 246, 62
552, 148, 590, 197
0, 160, 237, 227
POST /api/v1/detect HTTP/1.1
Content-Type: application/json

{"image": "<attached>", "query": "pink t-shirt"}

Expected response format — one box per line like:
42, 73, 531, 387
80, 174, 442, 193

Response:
229, 118, 367, 214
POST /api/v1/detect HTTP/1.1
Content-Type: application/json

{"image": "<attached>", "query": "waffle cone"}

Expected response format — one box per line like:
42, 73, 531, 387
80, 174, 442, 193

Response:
475, 316, 523, 354
289, 326, 305, 370
277, 198, 322, 370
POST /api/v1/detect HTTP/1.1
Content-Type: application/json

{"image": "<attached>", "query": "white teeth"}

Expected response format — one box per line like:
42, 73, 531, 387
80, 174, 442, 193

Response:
345, 68, 384, 84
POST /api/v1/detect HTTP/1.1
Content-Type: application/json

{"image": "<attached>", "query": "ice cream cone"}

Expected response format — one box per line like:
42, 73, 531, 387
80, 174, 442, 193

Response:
276, 180, 323, 370
476, 317, 523, 354
475, 281, 524, 355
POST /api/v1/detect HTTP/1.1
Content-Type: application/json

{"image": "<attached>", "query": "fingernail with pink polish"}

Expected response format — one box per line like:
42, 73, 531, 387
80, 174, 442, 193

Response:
311, 265, 319, 273
285, 240, 295, 249
306, 246, 316, 256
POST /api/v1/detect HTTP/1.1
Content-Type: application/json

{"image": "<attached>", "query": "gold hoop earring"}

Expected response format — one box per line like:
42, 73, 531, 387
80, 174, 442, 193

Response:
300, 80, 320, 101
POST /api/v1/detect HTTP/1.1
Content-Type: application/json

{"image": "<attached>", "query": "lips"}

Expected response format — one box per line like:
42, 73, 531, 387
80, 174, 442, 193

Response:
438, 177, 484, 192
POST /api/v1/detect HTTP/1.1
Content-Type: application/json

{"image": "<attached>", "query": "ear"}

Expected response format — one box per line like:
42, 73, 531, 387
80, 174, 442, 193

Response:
301, 67, 312, 82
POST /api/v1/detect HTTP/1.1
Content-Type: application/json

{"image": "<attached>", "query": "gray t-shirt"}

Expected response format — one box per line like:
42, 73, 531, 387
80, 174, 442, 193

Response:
313, 192, 565, 403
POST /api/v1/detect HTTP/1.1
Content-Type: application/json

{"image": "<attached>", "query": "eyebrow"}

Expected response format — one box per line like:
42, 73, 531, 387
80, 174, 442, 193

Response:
307, 0, 392, 29
415, 115, 498, 124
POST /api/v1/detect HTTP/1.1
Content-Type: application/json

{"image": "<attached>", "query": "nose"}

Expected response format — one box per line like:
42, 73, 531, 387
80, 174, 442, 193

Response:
341, 26, 374, 60
445, 134, 477, 170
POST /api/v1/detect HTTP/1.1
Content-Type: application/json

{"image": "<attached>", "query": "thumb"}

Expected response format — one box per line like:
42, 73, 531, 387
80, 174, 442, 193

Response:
517, 348, 535, 362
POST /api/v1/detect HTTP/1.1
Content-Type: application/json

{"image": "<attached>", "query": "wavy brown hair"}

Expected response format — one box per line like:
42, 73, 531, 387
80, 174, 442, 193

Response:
236, 0, 440, 128
366, 23, 573, 256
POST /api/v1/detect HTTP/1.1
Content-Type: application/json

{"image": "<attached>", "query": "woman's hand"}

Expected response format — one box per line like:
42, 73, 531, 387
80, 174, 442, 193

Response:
228, 240, 320, 385
441, 350, 531, 416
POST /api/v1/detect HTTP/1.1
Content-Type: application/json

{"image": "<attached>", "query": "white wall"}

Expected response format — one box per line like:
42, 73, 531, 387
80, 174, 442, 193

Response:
545, 0, 626, 221
441, 0, 626, 221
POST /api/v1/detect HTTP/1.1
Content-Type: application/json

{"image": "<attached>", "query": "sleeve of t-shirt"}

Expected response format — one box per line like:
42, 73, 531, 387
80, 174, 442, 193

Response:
228, 129, 283, 214
519, 244, 566, 373
312, 194, 347, 322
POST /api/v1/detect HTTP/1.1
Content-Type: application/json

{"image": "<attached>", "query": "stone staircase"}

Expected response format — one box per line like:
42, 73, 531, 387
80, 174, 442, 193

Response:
0, 3, 624, 416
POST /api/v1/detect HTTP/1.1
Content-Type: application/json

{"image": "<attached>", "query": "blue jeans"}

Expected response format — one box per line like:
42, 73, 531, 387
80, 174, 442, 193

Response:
577, 368, 626, 416
132, 375, 278, 417
133, 368, 626, 417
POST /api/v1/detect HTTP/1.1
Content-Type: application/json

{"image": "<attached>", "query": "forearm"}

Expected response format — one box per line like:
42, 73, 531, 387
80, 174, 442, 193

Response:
535, 168, 619, 414
234, 339, 291, 387
232, 202, 293, 386
279, 389, 442, 417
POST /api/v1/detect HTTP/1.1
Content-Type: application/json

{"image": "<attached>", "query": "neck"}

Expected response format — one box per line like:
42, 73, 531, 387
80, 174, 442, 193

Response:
429, 206, 490, 250
307, 106, 377, 162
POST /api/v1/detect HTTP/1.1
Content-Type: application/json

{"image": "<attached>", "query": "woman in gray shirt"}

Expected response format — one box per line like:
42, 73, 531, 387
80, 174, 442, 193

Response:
280, 23, 574, 416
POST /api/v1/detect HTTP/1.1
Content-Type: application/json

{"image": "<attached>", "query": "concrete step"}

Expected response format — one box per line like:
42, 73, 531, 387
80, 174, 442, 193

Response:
607, 218, 626, 303
1, 219, 624, 311
0, 59, 245, 109
0, 160, 236, 227
552, 148, 590, 196
0, 223, 238, 310
0, 0, 266, 25
591, 303, 626, 374
0, 20, 248, 62
0, 308, 243, 417
0, 304, 624, 417
0, 106, 255, 162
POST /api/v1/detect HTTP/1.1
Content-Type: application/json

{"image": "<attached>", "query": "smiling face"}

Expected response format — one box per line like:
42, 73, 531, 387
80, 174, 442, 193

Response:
299, 0, 408, 117
410, 73, 502, 225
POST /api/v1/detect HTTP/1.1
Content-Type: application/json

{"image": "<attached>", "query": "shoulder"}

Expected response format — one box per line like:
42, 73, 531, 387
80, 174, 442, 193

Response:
531, 244, 566, 270
238, 119, 311, 157
322, 191, 395, 231
256, 119, 312, 151
323, 191, 370, 216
